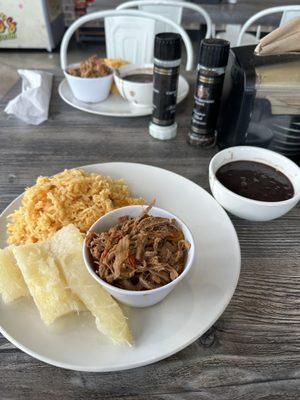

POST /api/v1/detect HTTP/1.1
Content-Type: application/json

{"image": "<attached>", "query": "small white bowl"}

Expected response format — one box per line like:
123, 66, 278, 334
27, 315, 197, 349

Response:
64, 63, 113, 103
83, 205, 195, 308
114, 63, 153, 107
209, 146, 300, 221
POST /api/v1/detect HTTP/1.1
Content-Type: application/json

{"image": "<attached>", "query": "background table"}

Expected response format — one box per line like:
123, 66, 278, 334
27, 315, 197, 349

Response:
90, 0, 300, 28
0, 50, 299, 399
70, 0, 300, 42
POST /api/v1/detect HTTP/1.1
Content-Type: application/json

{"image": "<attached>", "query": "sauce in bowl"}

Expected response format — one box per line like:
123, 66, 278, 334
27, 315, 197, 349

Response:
216, 160, 294, 202
122, 73, 153, 83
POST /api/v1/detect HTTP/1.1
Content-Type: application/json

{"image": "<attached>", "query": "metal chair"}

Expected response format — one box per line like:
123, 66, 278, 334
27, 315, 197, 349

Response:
117, 0, 212, 38
60, 9, 194, 71
138, 0, 183, 35
237, 5, 300, 46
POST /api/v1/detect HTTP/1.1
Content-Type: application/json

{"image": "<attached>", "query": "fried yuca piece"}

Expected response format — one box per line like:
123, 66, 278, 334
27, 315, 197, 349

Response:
0, 247, 29, 303
13, 244, 85, 325
46, 224, 133, 345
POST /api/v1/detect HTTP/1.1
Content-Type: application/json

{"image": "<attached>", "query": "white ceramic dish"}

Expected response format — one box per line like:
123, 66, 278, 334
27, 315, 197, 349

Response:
58, 76, 189, 117
0, 162, 240, 372
209, 146, 300, 221
84, 205, 195, 308
114, 63, 153, 107
64, 63, 113, 103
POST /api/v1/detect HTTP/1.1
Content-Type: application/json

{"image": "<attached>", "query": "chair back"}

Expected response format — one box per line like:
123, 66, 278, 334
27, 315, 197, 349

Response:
237, 5, 300, 46
280, 9, 300, 26
139, 1, 182, 34
60, 9, 194, 71
117, 0, 212, 38
105, 16, 156, 64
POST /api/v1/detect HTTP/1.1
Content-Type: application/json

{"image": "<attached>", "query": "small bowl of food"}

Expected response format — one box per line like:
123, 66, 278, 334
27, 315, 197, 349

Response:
83, 204, 195, 308
64, 55, 114, 103
209, 146, 300, 221
114, 63, 153, 107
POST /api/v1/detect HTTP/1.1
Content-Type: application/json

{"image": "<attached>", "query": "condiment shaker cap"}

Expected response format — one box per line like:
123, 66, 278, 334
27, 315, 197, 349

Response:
198, 38, 230, 68
149, 122, 177, 140
154, 33, 182, 61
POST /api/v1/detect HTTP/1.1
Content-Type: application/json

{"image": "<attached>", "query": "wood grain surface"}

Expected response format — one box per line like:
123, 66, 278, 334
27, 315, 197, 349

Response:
0, 56, 299, 400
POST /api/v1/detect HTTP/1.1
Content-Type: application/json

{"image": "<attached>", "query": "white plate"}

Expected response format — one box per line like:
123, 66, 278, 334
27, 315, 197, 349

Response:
58, 76, 189, 117
0, 163, 240, 372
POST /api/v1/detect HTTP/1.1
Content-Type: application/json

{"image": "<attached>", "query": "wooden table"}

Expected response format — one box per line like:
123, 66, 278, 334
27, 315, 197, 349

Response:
0, 59, 300, 399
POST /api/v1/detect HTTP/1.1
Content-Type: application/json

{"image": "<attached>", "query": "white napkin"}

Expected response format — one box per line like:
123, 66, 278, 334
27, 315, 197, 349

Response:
4, 69, 53, 125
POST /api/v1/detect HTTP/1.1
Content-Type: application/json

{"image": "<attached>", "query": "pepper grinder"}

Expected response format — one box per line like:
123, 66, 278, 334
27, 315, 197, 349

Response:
187, 38, 230, 147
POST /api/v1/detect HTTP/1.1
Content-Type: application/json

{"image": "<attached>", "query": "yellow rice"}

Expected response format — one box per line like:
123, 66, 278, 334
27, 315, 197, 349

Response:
7, 169, 144, 245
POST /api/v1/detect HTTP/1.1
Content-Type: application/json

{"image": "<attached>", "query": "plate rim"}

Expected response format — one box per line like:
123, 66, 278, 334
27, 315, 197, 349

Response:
0, 162, 241, 372
58, 76, 189, 117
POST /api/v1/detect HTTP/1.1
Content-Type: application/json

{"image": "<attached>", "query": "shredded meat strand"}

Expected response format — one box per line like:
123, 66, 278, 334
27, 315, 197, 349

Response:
86, 204, 191, 291
67, 55, 111, 78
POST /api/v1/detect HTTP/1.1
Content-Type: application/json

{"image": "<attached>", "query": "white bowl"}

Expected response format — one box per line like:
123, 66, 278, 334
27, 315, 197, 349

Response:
83, 205, 195, 308
114, 63, 153, 107
209, 146, 300, 221
64, 63, 113, 103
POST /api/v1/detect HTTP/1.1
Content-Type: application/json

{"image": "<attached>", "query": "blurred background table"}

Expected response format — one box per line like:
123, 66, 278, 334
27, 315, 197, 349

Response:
96, 0, 300, 27
0, 47, 299, 399
62, 0, 300, 47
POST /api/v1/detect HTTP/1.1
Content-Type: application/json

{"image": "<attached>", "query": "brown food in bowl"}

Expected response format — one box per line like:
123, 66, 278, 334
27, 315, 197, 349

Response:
67, 55, 112, 78
86, 205, 191, 291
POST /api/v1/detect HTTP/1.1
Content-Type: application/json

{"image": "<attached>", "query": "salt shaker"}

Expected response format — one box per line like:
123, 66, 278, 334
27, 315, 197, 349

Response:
149, 33, 182, 140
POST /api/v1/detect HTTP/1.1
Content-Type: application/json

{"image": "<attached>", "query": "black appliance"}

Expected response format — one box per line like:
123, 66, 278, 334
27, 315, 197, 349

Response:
217, 45, 300, 164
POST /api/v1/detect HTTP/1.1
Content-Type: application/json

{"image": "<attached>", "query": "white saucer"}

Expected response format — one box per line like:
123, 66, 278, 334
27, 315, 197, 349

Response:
58, 76, 189, 117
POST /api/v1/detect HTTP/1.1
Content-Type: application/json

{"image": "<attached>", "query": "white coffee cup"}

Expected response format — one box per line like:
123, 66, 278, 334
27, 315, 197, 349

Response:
114, 63, 153, 107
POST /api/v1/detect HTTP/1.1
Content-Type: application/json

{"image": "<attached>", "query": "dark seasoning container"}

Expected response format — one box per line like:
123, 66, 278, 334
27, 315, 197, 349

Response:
149, 33, 182, 140
188, 39, 230, 147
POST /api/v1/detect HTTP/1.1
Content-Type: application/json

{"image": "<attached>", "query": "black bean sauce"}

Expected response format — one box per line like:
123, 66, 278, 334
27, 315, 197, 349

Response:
216, 160, 294, 202
123, 73, 153, 83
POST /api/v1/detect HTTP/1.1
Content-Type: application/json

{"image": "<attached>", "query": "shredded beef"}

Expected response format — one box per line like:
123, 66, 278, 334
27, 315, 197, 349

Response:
86, 204, 191, 291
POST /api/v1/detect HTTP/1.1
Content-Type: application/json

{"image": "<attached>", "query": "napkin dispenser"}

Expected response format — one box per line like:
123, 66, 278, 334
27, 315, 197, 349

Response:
217, 45, 300, 163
